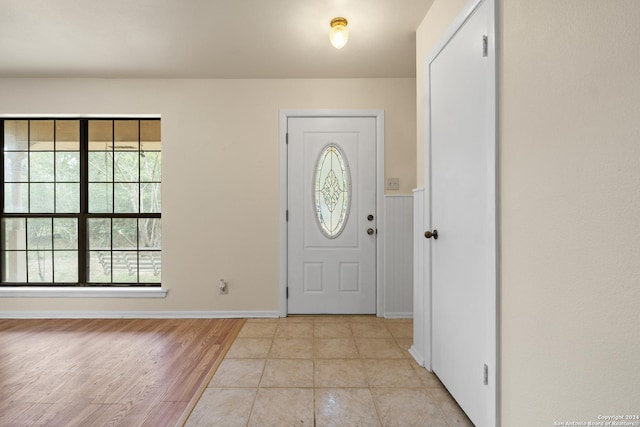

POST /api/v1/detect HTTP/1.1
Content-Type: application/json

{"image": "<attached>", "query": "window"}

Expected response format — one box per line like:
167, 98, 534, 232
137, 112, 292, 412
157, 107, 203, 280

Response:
314, 144, 351, 239
1, 118, 161, 286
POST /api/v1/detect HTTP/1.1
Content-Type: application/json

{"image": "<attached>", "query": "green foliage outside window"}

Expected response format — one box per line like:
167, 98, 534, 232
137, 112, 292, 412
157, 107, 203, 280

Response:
1, 118, 161, 286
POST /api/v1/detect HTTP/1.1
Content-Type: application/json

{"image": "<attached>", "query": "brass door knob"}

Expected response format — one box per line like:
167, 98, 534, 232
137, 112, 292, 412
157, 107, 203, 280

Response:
367, 228, 375, 235
424, 229, 438, 239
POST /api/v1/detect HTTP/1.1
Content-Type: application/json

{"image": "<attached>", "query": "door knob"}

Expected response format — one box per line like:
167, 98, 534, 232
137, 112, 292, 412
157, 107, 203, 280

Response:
367, 214, 374, 221
424, 229, 438, 239
367, 228, 376, 235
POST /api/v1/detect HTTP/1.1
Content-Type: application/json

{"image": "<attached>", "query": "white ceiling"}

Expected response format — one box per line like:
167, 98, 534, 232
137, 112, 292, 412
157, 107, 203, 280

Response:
0, 0, 434, 79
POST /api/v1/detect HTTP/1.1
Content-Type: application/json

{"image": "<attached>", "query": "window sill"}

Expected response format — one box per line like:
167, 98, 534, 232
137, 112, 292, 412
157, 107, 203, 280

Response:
0, 287, 168, 298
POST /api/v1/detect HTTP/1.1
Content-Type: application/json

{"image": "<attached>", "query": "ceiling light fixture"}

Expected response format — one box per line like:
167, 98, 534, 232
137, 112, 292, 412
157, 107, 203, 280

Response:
329, 17, 349, 49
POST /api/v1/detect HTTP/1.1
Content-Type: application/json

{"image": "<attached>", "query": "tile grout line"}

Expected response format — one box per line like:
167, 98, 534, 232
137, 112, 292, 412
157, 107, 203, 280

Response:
244, 324, 276, 427
186, 317, 468, 426
428, 387, 456, 427
357, 322, 386, 426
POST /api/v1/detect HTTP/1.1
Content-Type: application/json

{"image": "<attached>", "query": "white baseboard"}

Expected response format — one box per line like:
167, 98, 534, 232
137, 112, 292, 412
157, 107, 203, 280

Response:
0, 310, 281, 319
409, 345, 425, 367
384, 312, 413, 319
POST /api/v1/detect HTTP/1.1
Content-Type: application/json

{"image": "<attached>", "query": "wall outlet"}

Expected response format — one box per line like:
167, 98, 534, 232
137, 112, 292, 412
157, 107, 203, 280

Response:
385, 177, 400, 190
219, 279, 228, 295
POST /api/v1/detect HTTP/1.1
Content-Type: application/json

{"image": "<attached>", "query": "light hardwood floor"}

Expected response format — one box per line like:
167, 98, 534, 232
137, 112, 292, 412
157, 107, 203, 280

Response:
0, 318, 244, 427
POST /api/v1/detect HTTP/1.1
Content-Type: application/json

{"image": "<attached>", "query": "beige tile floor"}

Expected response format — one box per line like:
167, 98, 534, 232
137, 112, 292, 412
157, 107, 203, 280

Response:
185, 316, 474, 427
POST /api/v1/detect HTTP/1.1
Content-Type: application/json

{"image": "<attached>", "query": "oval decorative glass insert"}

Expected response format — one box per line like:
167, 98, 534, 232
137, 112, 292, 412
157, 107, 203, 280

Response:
314, 144, 351, 238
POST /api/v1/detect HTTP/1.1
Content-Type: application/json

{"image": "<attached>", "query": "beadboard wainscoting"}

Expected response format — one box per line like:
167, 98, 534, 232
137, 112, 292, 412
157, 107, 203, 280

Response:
383, 195, 414, 318
410, 188, 428, 367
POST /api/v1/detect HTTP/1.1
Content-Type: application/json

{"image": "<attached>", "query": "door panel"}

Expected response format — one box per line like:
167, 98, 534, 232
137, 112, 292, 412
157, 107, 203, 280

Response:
428, 1, 496, 426
288, 117, 376, 314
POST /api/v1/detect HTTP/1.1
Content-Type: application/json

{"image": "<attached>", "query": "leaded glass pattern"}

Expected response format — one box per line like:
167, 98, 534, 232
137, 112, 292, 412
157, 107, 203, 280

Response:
314, 144, 351, 238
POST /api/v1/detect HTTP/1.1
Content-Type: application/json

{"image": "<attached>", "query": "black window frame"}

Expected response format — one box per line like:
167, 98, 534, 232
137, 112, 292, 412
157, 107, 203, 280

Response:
0, 117, 161, 287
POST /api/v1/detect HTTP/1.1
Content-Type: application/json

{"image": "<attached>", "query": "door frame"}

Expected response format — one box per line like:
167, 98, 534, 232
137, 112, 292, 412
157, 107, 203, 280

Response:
279, 110, 385, 317
422, 0, 499, 424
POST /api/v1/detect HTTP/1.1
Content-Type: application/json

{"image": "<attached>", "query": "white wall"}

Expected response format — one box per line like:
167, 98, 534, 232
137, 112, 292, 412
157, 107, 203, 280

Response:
417, 0, 640, 425
0, 78, 416, 314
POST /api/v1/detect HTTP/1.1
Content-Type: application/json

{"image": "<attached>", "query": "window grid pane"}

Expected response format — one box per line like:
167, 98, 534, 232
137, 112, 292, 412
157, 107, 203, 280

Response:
1, 118, 161, 286
3, 120, 81, 215
28, 250, 53, 282
86, 217, 161, 284
54, 251, 78, 282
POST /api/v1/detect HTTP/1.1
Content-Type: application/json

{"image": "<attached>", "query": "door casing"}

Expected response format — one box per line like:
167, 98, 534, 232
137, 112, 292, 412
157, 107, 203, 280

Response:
279, 110, 385, 317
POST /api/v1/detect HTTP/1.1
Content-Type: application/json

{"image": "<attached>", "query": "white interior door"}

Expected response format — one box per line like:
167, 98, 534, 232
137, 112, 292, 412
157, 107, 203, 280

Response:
287, 117, 376, 314
427, 0, 496, 426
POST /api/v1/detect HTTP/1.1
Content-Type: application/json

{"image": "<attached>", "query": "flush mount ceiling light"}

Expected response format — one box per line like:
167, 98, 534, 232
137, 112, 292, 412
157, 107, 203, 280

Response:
329, 17, 349, 49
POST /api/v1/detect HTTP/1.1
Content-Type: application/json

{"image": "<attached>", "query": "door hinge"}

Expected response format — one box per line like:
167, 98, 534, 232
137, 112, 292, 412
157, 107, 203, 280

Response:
286, 133, 289, 144
483, 364, 489, 385
286, 210, 289, 221
482, 35, 488, 57
286, 287, 289, 299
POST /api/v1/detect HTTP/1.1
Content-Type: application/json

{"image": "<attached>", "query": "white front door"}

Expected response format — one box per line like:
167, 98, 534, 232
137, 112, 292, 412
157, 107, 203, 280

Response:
427, 0, 497, 426
287, 117, 377, 314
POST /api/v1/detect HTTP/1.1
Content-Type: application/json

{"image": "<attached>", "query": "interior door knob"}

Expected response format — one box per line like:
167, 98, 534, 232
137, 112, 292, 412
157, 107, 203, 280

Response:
367, 228, 376, 235
424, 229, 438, 239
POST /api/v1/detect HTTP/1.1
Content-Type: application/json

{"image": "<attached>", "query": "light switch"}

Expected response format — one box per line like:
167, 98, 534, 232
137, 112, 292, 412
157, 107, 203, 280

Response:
385, 177, 400, 190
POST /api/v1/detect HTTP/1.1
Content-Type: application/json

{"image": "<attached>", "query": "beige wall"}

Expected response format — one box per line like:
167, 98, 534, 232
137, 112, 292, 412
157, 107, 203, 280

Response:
415, 0, 468, 187
417, 0, 640, 425
0, 78, 416, 313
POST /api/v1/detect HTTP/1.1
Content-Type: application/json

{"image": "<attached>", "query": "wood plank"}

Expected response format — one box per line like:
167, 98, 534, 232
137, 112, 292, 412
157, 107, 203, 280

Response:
0, 318, 244, 427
